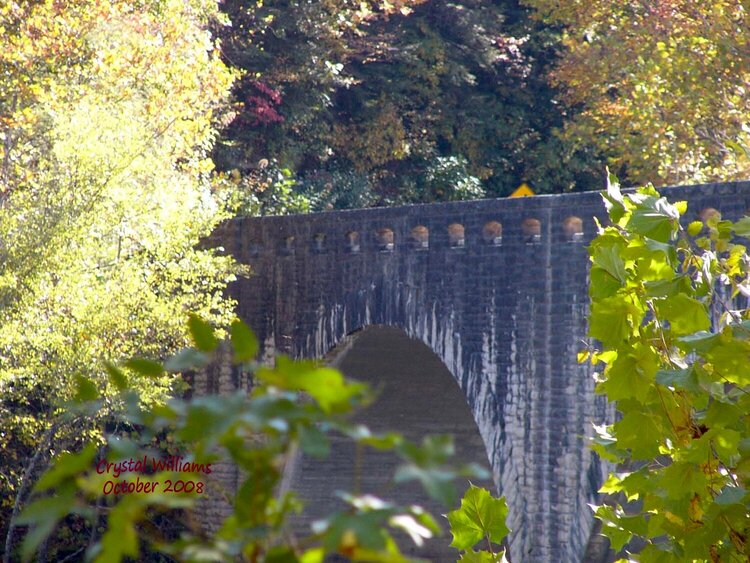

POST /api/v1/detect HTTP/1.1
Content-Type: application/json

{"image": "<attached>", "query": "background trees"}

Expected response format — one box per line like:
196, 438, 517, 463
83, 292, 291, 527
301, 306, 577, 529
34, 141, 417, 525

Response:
0, 0, 242, 552
522, 0, 750, 186
213, 0, 603, 211
214, 0, 750, 209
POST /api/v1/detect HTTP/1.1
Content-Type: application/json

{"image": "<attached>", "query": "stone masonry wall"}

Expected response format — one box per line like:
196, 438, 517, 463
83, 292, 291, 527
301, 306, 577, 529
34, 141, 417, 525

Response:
209, 181, 750, 562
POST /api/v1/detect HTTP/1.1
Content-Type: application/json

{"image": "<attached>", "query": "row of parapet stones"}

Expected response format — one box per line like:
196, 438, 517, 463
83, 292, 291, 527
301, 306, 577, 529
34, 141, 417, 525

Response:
253, 206, 726, 256
269, 217, 587, 256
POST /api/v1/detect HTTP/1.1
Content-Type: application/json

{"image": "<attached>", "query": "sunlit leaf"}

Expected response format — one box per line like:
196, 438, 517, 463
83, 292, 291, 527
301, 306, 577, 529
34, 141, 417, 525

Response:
446, 484, 510, 550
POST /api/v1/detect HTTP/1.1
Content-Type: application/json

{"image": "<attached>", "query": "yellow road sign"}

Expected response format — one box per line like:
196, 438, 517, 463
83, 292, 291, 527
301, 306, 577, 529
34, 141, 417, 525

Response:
509, 183, 535, 198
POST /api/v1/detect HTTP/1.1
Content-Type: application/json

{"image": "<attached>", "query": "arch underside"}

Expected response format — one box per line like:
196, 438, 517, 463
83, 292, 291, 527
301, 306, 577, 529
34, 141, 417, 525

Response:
284, 325, 496, 561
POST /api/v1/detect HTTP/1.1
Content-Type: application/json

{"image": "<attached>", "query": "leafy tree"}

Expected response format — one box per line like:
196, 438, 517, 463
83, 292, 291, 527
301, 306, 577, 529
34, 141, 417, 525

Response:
523, 0, 750, 186
11, 317, 493, 562
587, 176, 750, 560
214, 0, 602, 210
0, 0, 243, 551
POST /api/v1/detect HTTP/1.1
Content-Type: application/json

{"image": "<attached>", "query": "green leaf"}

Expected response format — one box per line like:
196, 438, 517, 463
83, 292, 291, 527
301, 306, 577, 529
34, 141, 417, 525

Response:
265, 547, 300, 563
299, 424, 330, 458
188, 313, 218, 352
124, 358, 164, 377
644, 277, 689, 298
231, 319, 258, 362
322, 511, 391, 553
591, 244, 627, 284
395, 465, 456, 506
589, 266, 623, 298
299, 548, 324, 563
733, 216, 750, 237
459, 549, 507, 562
655, 367, 700, 393
660, 462, 707, 499
446, 484, 510, 550
677, 331, 719, 353
705, 337, 750, 386
99, 498, 141, 560
589, 297, 637, 345
74, 374, 99, 402
687, 220, 704, 236
599, 353, 652, 403
164, 348, 211, 372
709, 428, 741, 464
257, 357, 367, 414
103, 362, 128, 391
18, 487, 77, 562
33, 444, 97, 491
626, 196, 678, 242
602, 172, 626, 223
714, 486, 746, 506
613, 411, 662, 459
654, 294, 710, 335
594, 505, 633, 551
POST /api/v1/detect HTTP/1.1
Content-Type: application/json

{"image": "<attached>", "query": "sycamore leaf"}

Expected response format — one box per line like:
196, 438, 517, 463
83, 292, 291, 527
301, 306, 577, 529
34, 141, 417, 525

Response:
655, 367, 701, 393
714, 486, 746, 506
446, 484, 510, 550
164, 348, 211, 372
104, 361, 128, 391
589, 297, 637, 345
733, 217, 750, 237
124, 358, 164, 378
654, 294, 710, 336
626, 197, 678, 242
591, 244, 627, 284
74, 374, 99, 402
33, 444, 97, 492
613, 412, 662, 459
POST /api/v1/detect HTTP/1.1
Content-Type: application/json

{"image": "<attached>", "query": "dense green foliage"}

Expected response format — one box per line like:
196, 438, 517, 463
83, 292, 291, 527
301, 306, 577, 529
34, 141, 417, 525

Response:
214, 0, 750, 208
12, 317, 494, 562
587, 177, 750, 560
0, 0, 243, 551
213, 0, 603, 211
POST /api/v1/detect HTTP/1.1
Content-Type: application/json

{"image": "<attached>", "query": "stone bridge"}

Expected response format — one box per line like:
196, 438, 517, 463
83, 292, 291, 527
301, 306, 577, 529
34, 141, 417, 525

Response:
212, 181, 748, 562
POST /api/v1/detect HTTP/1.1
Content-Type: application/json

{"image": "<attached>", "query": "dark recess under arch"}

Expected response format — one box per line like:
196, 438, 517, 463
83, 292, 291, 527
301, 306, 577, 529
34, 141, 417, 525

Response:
283, 325, 495, 560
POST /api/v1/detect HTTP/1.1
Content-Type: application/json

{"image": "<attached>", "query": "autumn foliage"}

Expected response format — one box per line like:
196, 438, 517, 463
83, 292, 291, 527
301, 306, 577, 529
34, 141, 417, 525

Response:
524, 0, 750, 186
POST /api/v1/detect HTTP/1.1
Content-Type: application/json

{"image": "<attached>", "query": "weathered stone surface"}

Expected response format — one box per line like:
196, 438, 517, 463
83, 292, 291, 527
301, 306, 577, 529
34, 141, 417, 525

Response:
207, 181, 750, 562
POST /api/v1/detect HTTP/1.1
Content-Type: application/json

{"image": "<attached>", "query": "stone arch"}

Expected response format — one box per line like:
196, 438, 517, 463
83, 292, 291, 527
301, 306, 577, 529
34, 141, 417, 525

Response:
282, 325, 496, 560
